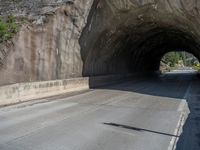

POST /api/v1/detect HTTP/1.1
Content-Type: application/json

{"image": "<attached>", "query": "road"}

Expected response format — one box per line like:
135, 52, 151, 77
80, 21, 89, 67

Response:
0, 72, 198, 150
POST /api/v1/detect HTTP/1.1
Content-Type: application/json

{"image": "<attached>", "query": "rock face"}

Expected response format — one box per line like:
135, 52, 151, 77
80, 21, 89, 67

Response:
1, 0, 200, 85
0, 0, 72, 16
0, 0, 93, 85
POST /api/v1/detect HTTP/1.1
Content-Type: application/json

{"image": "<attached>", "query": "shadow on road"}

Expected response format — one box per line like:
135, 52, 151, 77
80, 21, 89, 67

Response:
103, 122, 179, 137
90, 72, 200, 150
91, 72, 197, 99
176, 78, 200, 150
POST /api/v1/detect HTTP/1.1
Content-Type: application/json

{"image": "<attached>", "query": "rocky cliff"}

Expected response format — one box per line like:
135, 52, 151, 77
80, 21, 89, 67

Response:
0, 0, 93, 85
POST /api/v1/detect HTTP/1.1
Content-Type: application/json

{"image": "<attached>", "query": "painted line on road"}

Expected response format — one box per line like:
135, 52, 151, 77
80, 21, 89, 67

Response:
167, 82, 192, 150
167, 113, 185, 150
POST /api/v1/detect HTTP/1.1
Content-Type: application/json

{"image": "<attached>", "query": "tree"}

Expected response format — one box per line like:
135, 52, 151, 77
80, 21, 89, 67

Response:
162, 52, 198, 67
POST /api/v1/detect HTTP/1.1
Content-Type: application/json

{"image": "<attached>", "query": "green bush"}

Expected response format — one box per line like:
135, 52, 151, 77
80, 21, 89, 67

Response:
194, 63, 200, 70
0, 15, 19, 43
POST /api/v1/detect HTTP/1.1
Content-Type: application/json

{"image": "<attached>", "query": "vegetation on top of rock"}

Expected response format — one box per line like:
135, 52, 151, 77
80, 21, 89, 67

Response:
0, 15, 19, 43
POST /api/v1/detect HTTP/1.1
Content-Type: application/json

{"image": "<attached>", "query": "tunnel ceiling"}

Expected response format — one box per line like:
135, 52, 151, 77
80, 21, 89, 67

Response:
80, 0, 200, 76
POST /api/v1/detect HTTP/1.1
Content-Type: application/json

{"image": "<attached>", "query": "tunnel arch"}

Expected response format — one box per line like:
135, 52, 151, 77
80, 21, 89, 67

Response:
79, 0, 200, 77
128, 26, 200, 72
81, 25, 200, 76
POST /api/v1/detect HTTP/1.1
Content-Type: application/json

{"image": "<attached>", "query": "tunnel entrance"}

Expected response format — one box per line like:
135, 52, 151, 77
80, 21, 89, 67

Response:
80, 1, 200, 77
77, 1, 200, 149
160, 52, 200, 73
81, 25, 200, 76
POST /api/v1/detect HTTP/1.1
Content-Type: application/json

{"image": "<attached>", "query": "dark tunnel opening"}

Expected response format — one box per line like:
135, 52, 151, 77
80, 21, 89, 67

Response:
132, 27, 200, 73
80, 25, 200, 76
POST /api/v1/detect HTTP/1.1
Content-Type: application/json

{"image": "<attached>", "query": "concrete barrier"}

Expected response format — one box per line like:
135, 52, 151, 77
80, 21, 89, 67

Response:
0, 78, 89, 106
0, 74, 134, 106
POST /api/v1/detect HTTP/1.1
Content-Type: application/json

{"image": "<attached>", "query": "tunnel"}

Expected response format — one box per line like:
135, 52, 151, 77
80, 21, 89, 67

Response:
1, 1, 200, 149
1, 0, 200, 85
80, 0, 200, 77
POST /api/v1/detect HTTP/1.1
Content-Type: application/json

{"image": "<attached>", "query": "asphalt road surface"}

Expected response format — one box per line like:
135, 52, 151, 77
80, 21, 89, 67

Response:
0, 72, 199, 150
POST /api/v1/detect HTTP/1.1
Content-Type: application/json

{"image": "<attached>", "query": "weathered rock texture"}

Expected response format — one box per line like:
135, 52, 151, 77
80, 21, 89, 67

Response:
0, 0, 73, 16
1, 0, 200, 85
0, 0, 93, 85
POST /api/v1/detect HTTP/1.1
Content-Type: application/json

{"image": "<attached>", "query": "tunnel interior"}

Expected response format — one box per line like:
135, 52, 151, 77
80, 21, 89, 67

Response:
81, 25, 200, 76
80, 0, 200, 77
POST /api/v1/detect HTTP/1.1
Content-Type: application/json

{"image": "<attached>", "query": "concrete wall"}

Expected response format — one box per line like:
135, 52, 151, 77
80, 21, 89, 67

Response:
0, 78, 89, 106
0, 74, 134, 106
